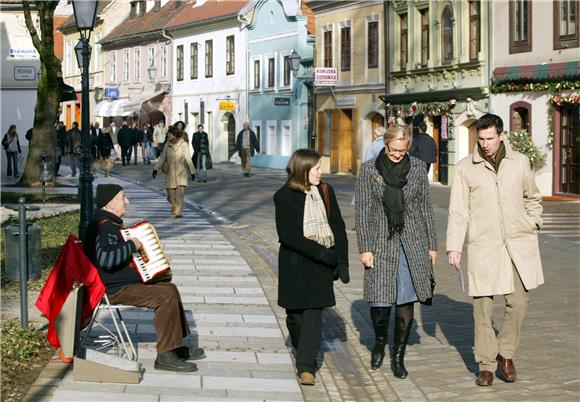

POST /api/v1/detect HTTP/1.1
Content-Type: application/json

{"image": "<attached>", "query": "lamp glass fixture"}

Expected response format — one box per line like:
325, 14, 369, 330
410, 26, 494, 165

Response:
74, 40, 92, 69
72, 0, 98, 32
147, 64, 158, 80
288, 50, 301, 72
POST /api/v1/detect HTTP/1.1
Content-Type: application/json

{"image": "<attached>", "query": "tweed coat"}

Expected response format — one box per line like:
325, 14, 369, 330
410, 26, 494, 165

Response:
446, 141, 544, 297
355, 156, 437, 304
154, 139, 195, 189
274, 183, 348, 310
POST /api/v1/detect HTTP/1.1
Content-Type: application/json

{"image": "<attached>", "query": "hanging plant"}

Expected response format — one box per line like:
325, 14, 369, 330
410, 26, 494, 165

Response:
546, 93, 580, 149
507, 130, 547, 173
490, 79, 580, 94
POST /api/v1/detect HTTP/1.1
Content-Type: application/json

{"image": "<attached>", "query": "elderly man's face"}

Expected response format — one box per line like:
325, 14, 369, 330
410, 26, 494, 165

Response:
106, 191, 129, 217
243, 122, 249, 130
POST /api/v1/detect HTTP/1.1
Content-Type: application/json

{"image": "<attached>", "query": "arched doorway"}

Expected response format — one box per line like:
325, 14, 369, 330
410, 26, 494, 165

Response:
148, 110, 165, 127
220, 112, 237, 160
227, 114, 236, 158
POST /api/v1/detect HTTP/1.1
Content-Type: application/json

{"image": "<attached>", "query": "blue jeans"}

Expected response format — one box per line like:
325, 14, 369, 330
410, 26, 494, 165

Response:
5, 151, 19, 177
197, 153, 207, 181
142, 141, 151, 164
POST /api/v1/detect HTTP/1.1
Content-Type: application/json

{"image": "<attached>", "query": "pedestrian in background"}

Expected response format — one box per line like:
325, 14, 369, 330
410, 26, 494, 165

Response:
106, 121, 120, 161
191, 124, 211, 182
173, 121, 188, 144
142, 122, 153, 165
89, 123, 98, 161
409, 122, 437, 173
274, 149, 349, 386
355, 124, 437, 379
55, 121, 67, 176
233, 121, 260, 177
153, 121, 167, 159
365, 126, 387, 162
117, 121, 132, 166
66, 122, 81, 177
447, 113, 544, 387
130, 121, 141, 165
152, 128, 196, 218
2, 124, 22, 178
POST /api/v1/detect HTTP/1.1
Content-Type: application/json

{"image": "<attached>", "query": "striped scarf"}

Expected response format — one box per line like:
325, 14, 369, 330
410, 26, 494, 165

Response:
303, 186, 335, 248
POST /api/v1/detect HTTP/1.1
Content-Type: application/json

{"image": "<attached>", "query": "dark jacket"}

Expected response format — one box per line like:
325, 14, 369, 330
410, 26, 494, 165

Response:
84, 210, 140, 294
234, 129, 260, 157
409, 133, 437, 165
144, 127, 153, 143
98, 132, 114, 158
274, 182, 348, 309
130, 128, 141, 146
2, 133, 21, 153
67, 128, 81, 154
191, 131, 212, 169
117, 126, 132, 147
57, 127, 67, 153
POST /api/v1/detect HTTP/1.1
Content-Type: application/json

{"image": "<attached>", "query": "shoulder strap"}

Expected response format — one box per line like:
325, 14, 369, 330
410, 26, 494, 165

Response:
321, 182, 331, 217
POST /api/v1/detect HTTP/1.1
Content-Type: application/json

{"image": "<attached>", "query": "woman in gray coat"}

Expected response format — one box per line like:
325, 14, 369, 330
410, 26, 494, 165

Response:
355, 124, 437, 379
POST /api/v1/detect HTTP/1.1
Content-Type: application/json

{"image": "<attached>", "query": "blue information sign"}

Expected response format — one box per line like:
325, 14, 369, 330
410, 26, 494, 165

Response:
104, 87, 119, 99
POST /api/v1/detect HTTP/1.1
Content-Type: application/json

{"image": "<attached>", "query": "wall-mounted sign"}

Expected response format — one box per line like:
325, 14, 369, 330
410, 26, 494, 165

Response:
219, 101, 236, 111
314, 68, 337, 86
14, 66, 36, 81
104, 87, 119, 99
336, 96, 356, 107
274, 97, 290, 106
8, 48, 39, 59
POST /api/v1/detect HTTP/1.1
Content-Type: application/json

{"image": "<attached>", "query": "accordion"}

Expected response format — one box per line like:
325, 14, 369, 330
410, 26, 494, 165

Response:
120, 221, 171, 283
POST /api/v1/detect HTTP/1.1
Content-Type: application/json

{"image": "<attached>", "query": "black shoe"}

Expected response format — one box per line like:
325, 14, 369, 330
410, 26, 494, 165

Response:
244, 173, 250, 177
370, 307, 391, 370
391, 316, 412, 379
154, 351, 198, 372
202, 179, 207, 183
175, 345, 206, 360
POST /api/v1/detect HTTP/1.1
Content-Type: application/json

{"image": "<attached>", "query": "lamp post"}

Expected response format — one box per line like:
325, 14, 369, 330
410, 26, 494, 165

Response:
72, 0, 98, 242
287, 50, 315, 149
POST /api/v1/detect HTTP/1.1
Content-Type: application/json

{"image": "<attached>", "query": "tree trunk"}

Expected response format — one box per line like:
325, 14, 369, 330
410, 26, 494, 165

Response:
20, 1, 61, 187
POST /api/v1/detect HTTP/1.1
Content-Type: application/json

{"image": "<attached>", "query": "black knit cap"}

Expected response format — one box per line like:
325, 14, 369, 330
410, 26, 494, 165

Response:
95, 184, 123, 209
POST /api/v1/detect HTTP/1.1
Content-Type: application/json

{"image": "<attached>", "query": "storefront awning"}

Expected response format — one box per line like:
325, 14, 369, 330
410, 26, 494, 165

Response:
94, 98, 130, 117
379, 87, 486, 105
493, 61, 580, 84
123, 90, 168, 114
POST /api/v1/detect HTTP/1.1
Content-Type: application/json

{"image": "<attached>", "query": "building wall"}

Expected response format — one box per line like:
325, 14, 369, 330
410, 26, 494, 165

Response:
245, 0, 313, 169
171, 20, 247, 162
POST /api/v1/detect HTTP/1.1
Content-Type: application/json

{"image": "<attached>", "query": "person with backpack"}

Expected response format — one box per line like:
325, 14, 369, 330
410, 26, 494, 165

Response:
2, 124, 22, 178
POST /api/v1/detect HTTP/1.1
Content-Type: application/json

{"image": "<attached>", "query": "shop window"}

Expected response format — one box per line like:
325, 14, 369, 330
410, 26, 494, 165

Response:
510, 101, 532, 134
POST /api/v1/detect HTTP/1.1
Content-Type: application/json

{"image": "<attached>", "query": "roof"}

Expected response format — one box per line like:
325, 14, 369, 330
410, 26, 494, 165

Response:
166, 0, 248, 30
58, 1, 111, 32
99, 0, 190, 46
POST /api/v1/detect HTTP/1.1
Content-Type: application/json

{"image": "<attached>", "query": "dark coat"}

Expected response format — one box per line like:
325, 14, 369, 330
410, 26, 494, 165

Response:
98, 132, 114, 158
234, 129, 260, 157
274, 183, 348, 310
355, 156, 437, 304
117, 126, 132, 147
409, 133, 437, 165
191, 131, 212, 169
130, 128, 141, 145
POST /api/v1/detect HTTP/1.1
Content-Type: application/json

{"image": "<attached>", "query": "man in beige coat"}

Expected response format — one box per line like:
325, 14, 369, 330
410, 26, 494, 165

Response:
447, 113, 543, 387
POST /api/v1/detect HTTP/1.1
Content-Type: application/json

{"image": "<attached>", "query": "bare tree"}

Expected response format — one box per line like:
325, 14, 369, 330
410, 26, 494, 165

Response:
20, 1, 61, 186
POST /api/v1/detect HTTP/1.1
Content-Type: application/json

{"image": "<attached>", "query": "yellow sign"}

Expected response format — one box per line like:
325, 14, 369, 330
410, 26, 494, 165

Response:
219, 101, 236, 110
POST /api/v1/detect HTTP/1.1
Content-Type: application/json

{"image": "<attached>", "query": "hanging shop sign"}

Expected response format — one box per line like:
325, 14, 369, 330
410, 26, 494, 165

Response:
104, 87, 120, 99
219, 101, 236, 111
314, 68, 337, 86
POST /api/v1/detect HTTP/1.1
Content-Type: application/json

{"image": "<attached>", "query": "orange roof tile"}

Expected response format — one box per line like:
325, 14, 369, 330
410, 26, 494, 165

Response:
166, 0, 248, 30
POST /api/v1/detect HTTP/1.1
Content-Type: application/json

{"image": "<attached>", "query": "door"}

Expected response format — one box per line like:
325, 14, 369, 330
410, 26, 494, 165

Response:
330, 110, 340, 173
339, 109, 353, 173
559, 105, 580, 195
317, 111, 326, 154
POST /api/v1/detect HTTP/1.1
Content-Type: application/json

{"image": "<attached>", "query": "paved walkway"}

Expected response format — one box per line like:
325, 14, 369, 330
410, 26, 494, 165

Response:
25, 175, 304, 402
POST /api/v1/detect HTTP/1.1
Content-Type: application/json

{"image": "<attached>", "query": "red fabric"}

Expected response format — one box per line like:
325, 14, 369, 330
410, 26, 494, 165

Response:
35, 234, 106, 349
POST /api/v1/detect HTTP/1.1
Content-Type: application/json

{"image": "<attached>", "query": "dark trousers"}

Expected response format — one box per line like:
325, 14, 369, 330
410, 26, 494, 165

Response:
120, 145, 131, 165
286, 308, 323, 374
108, 282, 190, 353
132, 144, 139, 164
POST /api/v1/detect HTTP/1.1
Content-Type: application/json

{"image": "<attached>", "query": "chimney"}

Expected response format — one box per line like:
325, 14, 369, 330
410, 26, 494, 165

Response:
154, 0, 161, 11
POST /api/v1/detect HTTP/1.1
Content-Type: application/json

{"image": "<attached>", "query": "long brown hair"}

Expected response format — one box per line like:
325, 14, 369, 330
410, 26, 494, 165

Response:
286, 148, 321, 192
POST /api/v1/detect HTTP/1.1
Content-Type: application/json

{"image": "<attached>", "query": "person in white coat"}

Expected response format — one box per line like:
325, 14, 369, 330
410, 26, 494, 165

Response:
447, 113, 543, 387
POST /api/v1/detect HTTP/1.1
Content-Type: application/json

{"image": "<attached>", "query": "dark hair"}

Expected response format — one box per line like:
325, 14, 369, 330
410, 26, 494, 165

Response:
173, 121, 186, 131
72, 122, 79, 128
419, 123, 428, 132
286, 149, 321, 192
475, 113, 503, 135
197, 124, 204, 129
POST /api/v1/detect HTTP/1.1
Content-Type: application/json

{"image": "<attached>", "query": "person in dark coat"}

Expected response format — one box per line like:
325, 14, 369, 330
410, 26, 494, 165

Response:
274, 149, 349, 386
130, 121, 141, 165
55, 121, 68, 176
98, 129, 114, 159
191, 124, 211, 182
233, 121, 260, 177
117, 121, 132, 166
89, 123, 98, 161
409, 122, 437, 173
355, 124, 437, 379
141, 122, 153, 165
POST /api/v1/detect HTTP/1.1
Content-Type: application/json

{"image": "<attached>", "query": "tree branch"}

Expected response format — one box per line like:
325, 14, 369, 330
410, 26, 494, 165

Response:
22, 1, 41, 51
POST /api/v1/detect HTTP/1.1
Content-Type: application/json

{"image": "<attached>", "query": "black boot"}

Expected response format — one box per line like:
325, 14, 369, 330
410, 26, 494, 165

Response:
370, 307, 391, 370
391, 316, 412, 379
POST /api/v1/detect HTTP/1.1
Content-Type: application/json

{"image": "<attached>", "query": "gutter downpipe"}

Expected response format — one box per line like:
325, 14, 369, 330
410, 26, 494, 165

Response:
383, 1, 389, 113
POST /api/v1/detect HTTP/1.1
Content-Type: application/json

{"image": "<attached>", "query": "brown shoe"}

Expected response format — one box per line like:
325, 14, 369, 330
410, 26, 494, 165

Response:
299, 372, 315, 386
475, 370, 494, 386
496, 354, 517, 382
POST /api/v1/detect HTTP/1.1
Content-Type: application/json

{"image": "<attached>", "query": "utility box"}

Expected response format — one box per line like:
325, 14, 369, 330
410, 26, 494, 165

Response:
4, 224, 42, 281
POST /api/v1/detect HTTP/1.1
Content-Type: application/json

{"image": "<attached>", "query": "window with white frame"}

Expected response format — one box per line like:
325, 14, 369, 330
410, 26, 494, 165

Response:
267, 57, 275, 88
283, 55, 291, 87
191, 42, 198, 79
123, 49, 129, 81
134, 48, 140, 81
110, 51, 116, 82
160, 45, 167, 78
253, 59, 260, 89
205, 40, 213, 78
226, 35, 235, 75
176, 44, 184, 81
148, 46, 155, 70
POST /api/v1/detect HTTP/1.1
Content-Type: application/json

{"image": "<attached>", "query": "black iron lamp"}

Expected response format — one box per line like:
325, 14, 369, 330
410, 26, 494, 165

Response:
147, 63, 158, 81
72, 0, 98, 242
287, 50, 301, 72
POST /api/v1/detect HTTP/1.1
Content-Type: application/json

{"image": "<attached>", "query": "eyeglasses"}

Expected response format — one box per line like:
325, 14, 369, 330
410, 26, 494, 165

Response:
386, 145, 408, 156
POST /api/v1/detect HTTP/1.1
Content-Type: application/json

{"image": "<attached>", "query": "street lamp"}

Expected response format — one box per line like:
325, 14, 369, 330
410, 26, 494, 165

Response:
287, 50, 301, 72
72, 0, 98, 242
147, 63, 158, 81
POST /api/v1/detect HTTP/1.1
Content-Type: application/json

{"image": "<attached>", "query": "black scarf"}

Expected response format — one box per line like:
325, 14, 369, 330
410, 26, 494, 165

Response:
374, 148, 411, 238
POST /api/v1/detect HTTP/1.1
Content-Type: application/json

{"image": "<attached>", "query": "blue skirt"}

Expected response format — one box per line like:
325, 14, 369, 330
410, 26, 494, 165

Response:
369, 244, 418, 308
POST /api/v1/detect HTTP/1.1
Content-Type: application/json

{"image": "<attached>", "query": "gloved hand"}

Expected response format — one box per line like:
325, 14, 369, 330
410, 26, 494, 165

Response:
337, 264, 350, 284
152, 170, 157, 179
320, 248, 337, 267
190, 174, 196, 181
